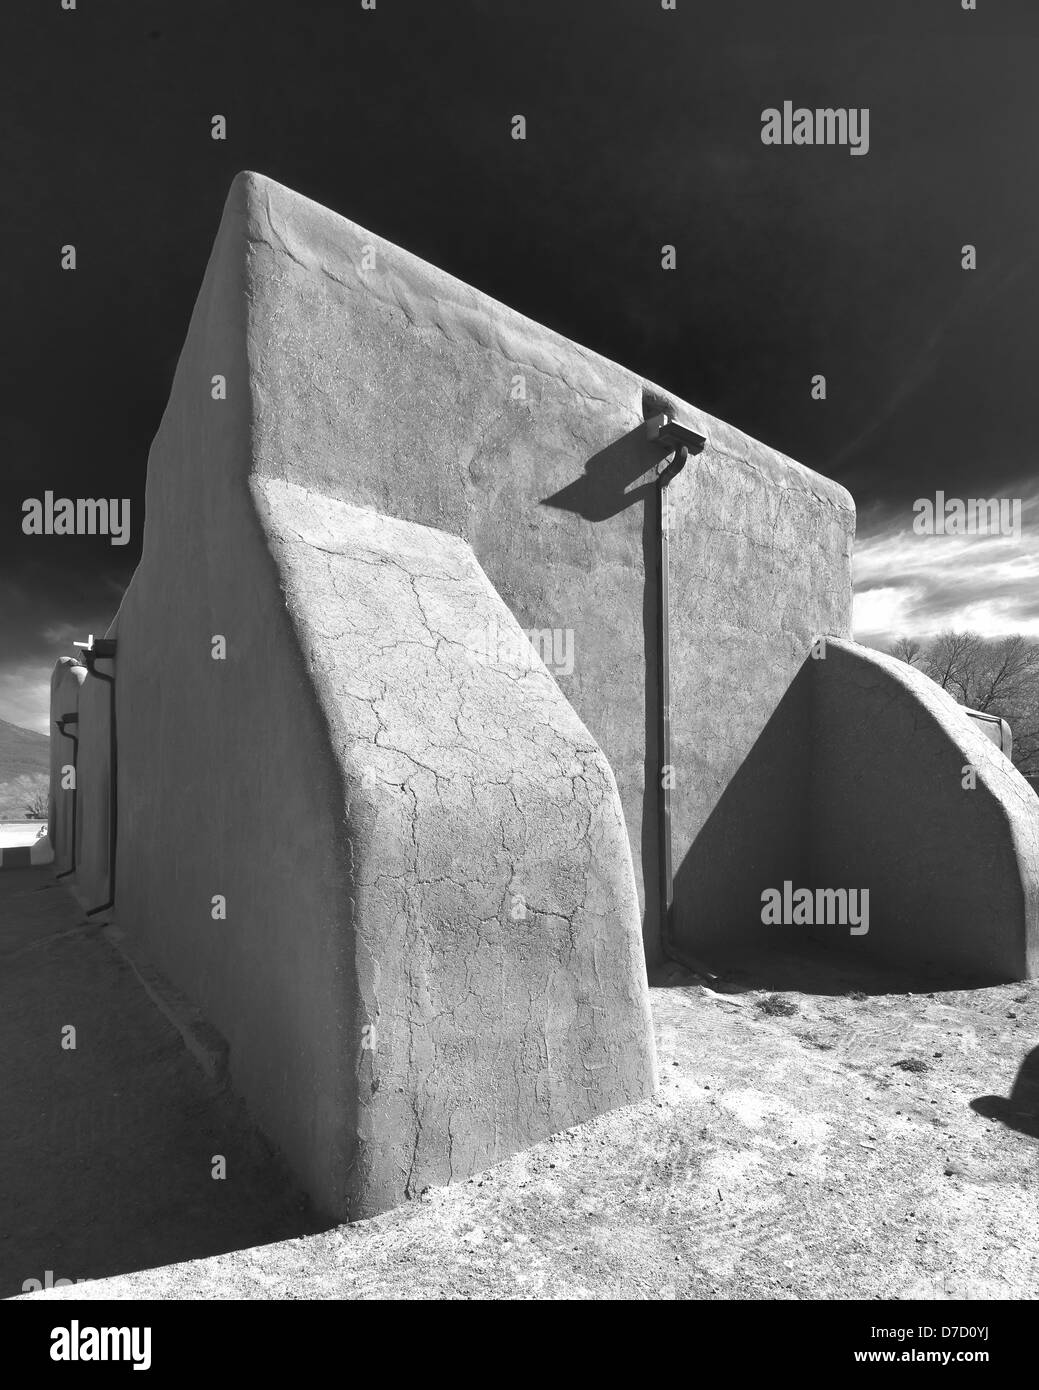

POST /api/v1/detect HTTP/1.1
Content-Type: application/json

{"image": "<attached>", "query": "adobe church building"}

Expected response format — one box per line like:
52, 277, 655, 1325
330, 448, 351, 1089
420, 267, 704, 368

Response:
49, 173, 1039, 1220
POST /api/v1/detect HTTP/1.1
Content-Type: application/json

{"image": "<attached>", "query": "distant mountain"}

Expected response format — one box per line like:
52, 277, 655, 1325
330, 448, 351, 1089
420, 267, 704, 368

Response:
0, 718, 49, 784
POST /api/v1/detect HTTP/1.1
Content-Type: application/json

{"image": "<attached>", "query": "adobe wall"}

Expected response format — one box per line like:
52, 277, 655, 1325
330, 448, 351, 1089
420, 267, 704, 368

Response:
105, 173, 661, 1213
48, 657, 85, 873
53, 170, 1039, 1225
809, 639, 1039, 982
74, 643, 116, 913
257, 477, 656, 1213
83, 171, 856, 1212
667, 432, 853, 961
237, 172, 855, 966
47, 651, 113, 906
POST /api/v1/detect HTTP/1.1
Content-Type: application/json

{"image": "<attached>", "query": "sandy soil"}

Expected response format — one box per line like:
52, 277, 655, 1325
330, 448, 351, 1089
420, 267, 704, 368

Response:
8, 867, 1039, 1300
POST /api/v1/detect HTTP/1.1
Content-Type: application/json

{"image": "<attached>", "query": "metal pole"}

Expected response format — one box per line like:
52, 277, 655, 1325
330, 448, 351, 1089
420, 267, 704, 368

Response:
84, 661, 117, 917
73, 637, 118, 918
54, 714, 79, 880
656, 445, 688, 941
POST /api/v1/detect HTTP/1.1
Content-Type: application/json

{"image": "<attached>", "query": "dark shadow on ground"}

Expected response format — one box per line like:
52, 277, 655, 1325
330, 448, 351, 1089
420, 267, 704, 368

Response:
649, 947, 983, 998
972, 1047, 1039, 1140
0, 868, 332, 1298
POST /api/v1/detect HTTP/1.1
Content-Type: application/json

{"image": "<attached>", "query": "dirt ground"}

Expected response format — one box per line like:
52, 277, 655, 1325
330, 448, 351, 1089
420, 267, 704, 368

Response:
9, 867, 1039, 1300
0, 868, 319, 1301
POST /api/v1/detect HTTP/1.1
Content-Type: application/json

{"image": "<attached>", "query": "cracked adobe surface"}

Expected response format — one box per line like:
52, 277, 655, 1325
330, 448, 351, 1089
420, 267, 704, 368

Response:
256, 478, 656, 1215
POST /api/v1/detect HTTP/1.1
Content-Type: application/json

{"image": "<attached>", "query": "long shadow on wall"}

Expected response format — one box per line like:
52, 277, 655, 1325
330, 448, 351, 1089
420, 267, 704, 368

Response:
541, 428, 664, 523
664, 660, 1000, 997
665, 662, 814, 986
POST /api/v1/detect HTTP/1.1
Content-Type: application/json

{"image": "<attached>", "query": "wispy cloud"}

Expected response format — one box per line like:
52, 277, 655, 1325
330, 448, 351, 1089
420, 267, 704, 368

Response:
0, 600, 118, 733
0, 664, 54, 735
853, 485, 1039, 648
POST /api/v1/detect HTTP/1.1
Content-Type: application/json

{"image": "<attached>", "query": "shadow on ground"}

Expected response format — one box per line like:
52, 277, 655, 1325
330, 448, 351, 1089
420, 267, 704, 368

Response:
0, 868, 329, 1298
648, 945, 987, 998
24, 951, 1039, 1300
972, 1046, 1039, 1140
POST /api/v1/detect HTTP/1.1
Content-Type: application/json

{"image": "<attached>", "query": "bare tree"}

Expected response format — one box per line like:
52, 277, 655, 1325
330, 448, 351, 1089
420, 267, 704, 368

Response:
901, 631, 1039, 776
890, 636, 923, 666
923, 630, 983, 702
972, 635, 1039, 713
22, 787, 48, 820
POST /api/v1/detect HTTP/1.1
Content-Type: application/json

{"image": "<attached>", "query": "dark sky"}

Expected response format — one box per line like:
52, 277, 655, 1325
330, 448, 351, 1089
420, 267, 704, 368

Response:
3, 0, 1038, 728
